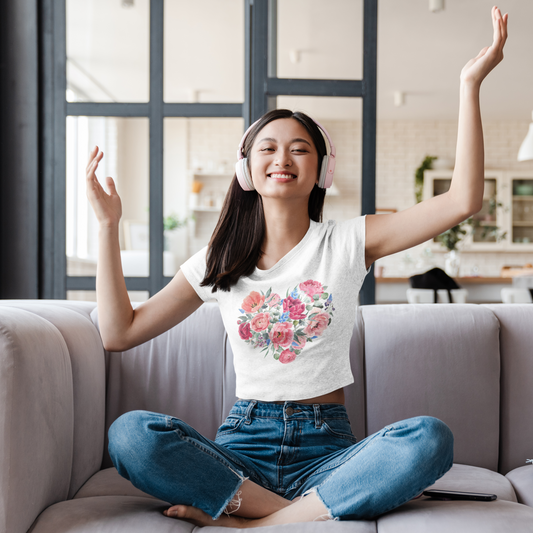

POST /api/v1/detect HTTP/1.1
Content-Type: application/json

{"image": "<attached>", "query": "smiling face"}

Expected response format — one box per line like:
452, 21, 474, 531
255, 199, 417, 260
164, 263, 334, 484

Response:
248, 118, 320, 201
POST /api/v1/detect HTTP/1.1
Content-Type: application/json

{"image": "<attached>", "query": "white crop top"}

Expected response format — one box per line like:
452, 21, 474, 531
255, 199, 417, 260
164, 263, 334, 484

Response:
180, 216, 369, 401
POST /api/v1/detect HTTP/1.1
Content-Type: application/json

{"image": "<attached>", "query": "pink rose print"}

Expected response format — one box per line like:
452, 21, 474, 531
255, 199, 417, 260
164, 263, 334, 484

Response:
304, 310, 329, 337
266, 293, 281, 307
279, 350, 297, 364
299, 280, 324, 298
237, 281, 333, 363
238, 322, 252, 340
251, 313, 270, 332
270, 322, 294, 349
242, 291, 265, 313
283, 296, 306, 320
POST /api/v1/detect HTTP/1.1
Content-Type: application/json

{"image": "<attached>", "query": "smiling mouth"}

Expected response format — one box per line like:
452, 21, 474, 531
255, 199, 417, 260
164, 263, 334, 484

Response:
268, 173, 297, 179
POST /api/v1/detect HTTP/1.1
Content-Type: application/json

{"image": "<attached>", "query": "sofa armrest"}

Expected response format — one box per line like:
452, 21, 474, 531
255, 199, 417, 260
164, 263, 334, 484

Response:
0, 308, 74, 533
506, 466, 533, 507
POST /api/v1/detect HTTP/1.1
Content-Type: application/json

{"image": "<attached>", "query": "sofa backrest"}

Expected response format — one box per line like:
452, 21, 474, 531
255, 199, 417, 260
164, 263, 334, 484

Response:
95, 302, 510, 474
484, 304, 533, 474
360, 304, 501, 472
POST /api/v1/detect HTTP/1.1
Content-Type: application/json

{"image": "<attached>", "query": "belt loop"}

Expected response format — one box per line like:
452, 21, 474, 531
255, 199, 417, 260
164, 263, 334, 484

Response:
313, 404, 322, 428
244, 400, 256, 424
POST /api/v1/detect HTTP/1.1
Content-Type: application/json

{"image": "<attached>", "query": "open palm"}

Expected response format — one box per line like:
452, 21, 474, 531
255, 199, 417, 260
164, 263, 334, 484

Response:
86, 146, 122, 227
460, 6, 508, 86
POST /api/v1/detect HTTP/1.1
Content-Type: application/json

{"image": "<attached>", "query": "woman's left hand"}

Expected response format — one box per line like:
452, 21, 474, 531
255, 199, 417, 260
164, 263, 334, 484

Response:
460, 6, 508, 86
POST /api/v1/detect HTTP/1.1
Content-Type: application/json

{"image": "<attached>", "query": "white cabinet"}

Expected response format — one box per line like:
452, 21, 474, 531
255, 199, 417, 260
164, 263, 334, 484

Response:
423, 169, 533, 252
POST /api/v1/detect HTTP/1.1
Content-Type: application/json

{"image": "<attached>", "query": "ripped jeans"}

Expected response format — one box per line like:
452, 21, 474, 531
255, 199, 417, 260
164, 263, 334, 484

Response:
108, 401, 453, 521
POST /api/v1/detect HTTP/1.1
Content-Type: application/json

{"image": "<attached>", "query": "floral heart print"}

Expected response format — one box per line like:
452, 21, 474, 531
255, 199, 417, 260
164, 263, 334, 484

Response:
237, 280, 335, 364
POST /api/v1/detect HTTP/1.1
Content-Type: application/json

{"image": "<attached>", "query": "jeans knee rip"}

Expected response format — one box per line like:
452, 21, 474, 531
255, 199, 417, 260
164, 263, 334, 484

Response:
213, 472, 248, 520
223, 489, 243, 516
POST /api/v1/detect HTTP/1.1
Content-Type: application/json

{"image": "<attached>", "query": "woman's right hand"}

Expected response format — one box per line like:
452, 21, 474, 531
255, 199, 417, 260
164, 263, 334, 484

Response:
86, 145, 122, 227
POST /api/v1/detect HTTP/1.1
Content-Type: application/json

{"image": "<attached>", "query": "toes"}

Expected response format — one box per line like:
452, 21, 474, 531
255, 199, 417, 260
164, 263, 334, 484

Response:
164, 504, 214, 525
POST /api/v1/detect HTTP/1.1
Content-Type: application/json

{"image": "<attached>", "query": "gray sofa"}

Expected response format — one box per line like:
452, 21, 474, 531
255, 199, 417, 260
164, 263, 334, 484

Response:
1, 299, 532, 532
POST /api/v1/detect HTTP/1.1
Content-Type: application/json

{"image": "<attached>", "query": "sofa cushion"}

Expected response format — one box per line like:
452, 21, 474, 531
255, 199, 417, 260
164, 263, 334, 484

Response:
30, 495, 377, 532
74, 468, 158, 501
28, 496, 194, 533
506, 465, 533, 507
483, 304, 533, 474
361, 304, 500, 470
426, 463, 517, 502
376, 499, 533, 533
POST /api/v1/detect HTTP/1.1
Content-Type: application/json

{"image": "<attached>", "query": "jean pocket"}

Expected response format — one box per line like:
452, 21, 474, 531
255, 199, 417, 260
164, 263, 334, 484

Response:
215, 415, 246, 438
321, 418, 358, 444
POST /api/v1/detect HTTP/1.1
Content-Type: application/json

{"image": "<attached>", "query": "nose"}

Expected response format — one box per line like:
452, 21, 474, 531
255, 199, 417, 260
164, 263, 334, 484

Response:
275, 148, 292, 167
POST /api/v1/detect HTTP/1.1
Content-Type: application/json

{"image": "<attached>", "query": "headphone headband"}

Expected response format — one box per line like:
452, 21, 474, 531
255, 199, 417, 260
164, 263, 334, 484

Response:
235, 115, 336, 191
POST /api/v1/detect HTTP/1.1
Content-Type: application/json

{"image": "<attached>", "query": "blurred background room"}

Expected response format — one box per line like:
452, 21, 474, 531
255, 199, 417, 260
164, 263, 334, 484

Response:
1, 0, 532, 304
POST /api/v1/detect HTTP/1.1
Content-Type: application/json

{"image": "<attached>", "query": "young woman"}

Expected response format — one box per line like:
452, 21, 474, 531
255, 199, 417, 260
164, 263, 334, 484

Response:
86, 7, 507, 527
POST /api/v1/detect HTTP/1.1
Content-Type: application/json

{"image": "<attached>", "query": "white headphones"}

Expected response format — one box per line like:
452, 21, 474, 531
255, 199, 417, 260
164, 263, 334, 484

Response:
235, 117, 336, 191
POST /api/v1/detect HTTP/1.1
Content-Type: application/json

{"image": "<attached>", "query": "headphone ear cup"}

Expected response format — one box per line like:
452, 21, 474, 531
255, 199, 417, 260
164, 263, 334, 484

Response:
318, 155, 329, 188
235, 158, 255, 191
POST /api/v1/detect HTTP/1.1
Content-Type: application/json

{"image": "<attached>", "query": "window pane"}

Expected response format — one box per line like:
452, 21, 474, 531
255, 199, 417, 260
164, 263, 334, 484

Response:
276, 96, 362, 222
66, 0, 149, 102
66, 117, 149, 277
164, 0, 244, 103
163, 117, 244, 275
276, 0, 363, 80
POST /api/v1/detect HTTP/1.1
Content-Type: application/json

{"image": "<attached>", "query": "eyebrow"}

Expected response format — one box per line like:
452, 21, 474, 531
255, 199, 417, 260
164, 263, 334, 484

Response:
257, 137, 312, 146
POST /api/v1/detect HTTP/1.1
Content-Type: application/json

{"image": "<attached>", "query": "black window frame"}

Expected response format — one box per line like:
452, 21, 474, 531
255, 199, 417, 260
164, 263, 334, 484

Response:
40, 0, 377, 303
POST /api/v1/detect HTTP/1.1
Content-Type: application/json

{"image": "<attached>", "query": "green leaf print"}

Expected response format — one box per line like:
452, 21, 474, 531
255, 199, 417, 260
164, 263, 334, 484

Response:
266, 287, 272, 298
321, 293, 329, 299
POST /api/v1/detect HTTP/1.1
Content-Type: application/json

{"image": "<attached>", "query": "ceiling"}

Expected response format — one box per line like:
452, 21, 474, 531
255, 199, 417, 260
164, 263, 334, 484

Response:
66, 0, 533, 121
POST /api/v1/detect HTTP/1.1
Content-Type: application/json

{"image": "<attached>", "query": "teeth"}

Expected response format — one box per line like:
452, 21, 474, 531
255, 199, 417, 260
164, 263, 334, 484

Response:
269, 173, 296, 179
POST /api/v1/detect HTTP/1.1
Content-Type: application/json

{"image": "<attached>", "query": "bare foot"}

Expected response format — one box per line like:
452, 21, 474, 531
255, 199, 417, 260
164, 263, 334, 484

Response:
164, 504, 251, 528
164, 491, 331, 528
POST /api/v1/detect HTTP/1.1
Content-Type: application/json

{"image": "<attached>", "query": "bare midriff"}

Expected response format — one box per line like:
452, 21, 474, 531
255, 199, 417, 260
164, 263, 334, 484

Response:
239, 387, 345, 405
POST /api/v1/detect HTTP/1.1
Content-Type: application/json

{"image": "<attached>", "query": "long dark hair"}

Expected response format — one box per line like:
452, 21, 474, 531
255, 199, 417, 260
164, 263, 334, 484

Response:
200, 109, 328, 293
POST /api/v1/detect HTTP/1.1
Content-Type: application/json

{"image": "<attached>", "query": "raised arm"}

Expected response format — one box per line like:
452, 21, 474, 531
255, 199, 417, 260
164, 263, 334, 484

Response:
365, 6, 508, 270
86, 147, 203, 352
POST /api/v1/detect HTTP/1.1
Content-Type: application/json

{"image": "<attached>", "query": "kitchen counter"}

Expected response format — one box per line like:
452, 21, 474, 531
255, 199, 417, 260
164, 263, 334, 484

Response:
375, 276, 512, 304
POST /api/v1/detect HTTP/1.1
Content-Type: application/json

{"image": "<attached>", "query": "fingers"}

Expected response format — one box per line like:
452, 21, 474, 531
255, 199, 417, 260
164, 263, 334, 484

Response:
491, 6, 508, 52
86, 146, 104, 175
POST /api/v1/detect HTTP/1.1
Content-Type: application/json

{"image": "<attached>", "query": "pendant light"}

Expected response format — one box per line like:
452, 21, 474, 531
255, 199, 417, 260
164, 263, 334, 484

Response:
518, 111, 533, 162
429, 0, 445, 13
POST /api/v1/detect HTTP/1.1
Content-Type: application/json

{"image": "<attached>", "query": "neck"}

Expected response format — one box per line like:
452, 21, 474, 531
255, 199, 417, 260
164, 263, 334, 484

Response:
257, 198, 311, 270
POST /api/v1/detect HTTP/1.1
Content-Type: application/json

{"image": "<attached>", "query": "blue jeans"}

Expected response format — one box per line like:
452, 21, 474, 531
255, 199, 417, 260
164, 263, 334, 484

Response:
108, 401, 453, 521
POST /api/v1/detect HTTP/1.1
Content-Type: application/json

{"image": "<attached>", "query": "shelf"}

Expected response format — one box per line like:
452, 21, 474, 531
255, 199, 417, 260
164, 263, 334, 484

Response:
512, 195, 533, 201
512, 221, 533, 227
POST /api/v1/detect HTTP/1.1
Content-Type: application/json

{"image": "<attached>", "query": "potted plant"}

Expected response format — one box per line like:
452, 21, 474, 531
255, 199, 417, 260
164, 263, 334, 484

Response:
163, 213, 192, 265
